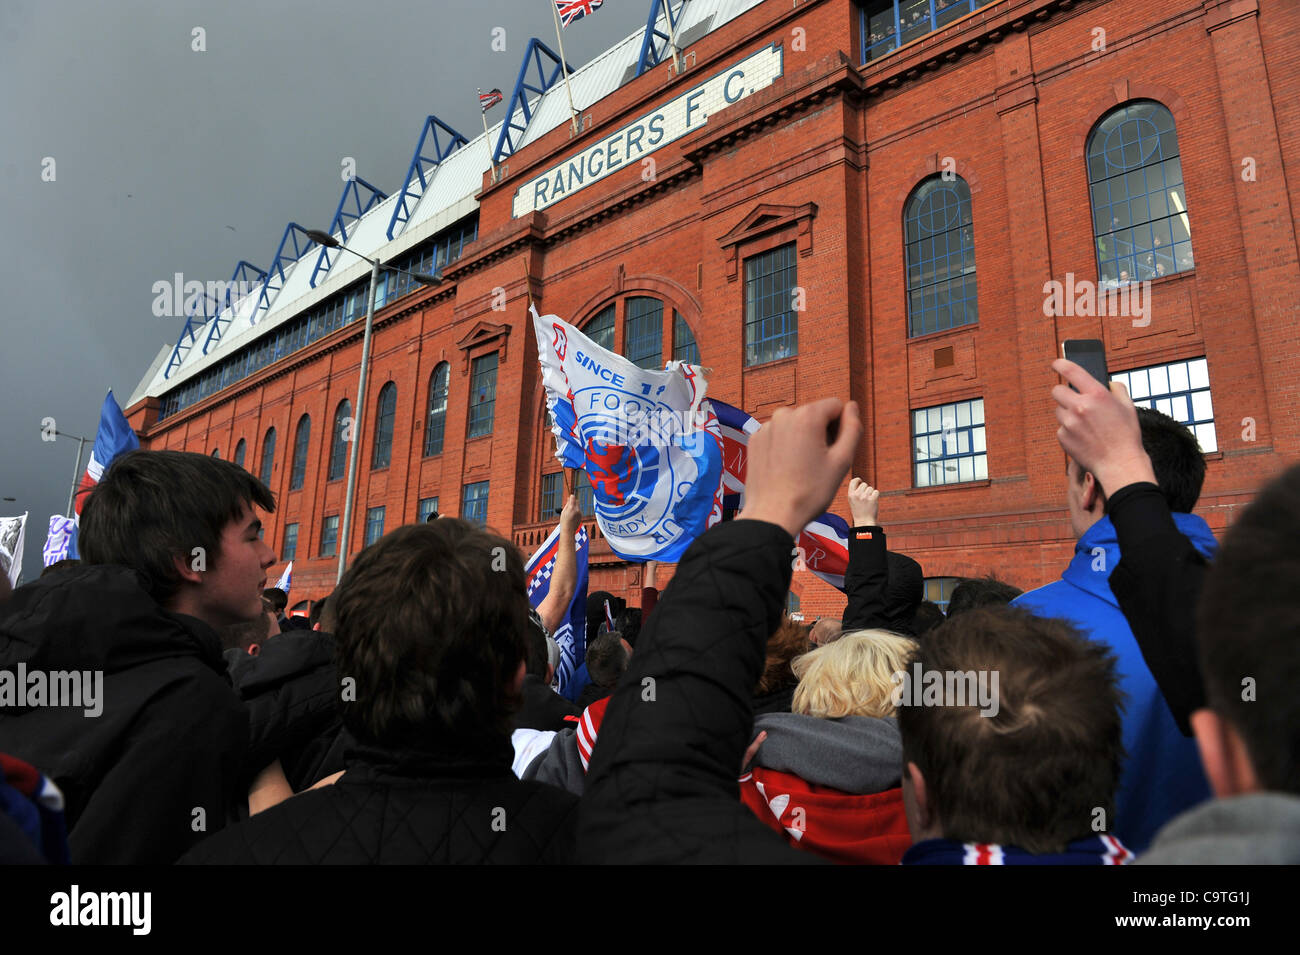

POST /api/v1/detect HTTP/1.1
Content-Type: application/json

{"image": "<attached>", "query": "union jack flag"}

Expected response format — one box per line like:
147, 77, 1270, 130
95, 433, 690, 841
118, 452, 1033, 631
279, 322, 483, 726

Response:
555, 0, 604, 28
478, 87, 503, 112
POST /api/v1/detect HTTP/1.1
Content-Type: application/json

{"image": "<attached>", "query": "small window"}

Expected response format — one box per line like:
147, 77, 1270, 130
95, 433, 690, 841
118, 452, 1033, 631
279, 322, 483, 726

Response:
417, 496, 440, 523
329, 399, 352, 481
1111, 357, 1216, 452
575, 467, 596, 517
282, 523, 299, 562
744, 244, 798, 366
924, 576, 960, 613
320, 515, 339, 558
467, 354, 498, 438
424, 363, 450, 457
234, 438, 246, 469
290, 415, 311, 491
372, 382, 396, 469
462, 481, 490, 526
540, 472, 564, 520
260, 427, 277, 486
912, 398, 987, 488
211, 448, 220, 458
364, 506, 385, 547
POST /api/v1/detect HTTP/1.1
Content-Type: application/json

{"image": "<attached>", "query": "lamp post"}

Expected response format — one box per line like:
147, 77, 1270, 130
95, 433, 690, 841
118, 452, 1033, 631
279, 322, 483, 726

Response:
302, 229, 442, 583
51, 430, 91, 517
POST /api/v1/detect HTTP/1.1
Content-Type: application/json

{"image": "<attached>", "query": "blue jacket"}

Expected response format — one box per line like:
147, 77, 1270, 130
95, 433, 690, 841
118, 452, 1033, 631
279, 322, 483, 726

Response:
1013, 514, 1215, 852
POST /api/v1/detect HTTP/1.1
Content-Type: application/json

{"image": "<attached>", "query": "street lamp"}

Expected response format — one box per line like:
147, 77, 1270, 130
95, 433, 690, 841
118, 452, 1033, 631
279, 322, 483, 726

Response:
302, 230, 443, 583
47, 429, 91, 517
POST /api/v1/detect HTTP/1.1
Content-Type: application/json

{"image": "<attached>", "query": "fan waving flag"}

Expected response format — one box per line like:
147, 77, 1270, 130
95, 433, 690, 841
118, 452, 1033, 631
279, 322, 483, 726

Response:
709, 398, 852, 592
478, 87, 503, 112
532, 305, 723, 563
555, 0, 604, 28
525, 523, 589, 698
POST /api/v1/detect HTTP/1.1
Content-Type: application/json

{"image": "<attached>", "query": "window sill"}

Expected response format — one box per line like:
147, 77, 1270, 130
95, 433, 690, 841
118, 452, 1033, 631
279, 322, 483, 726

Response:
905, 478, 992, 496
907, 322, 979, 345
744, 354, 799, 372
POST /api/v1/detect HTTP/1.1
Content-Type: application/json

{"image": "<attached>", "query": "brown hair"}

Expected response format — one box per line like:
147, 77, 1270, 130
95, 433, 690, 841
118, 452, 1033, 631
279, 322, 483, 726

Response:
333, 519, 530, 749
896, 606, 1124, 854
754, 616, 814, 696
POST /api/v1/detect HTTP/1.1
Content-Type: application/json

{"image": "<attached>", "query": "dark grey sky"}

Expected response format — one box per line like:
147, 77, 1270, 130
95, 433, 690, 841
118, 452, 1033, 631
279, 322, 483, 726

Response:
0, 0, 648, 582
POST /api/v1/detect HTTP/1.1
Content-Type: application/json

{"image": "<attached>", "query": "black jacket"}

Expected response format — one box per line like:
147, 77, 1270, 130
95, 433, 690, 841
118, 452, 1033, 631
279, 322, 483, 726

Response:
226, 630, 347, 789
0, 565, 248, 864
578, 520, 816, 864
182, 734, 578, 864
1106, 482, 1208, 734
514, 674, 581, 732
843, 527, 922, 635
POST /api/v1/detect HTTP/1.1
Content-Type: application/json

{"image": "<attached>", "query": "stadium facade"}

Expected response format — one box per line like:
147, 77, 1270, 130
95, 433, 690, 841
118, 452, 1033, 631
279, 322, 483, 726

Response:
126, 0, 1300, 617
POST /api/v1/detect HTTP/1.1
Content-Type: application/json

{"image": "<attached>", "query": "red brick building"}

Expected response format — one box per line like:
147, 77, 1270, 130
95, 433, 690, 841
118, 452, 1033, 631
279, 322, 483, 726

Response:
127, 0, 1300, 618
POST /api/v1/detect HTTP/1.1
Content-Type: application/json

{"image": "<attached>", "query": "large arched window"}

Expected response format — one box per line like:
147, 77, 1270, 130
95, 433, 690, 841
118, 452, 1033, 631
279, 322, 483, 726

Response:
904, 176, 977, 337
329, 399, 351, 481
624, 297, 664, 370
290, 414, 311, 490
234, 438, 246, 470
424, 363, 449, 457
371, 382, 396, 469
259, 427, 276, 486
1088, 101, 1193, 285
583, 305, 615, 350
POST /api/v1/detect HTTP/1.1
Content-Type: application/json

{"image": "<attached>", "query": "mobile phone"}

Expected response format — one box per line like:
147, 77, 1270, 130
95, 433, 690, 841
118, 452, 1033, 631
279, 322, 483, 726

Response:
1062, 340, 1108, 389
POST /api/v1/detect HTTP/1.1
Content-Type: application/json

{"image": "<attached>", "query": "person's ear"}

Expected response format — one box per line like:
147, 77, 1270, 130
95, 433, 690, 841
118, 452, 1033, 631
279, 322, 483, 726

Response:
1191, 708, 1261, 797
907, 761, 932, 830
1082, 470, 1102, 512
172, 552, 203, 585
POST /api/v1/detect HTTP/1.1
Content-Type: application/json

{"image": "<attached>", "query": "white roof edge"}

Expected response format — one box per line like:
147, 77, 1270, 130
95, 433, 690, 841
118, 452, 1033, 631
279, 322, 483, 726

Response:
128, 343, 173, 409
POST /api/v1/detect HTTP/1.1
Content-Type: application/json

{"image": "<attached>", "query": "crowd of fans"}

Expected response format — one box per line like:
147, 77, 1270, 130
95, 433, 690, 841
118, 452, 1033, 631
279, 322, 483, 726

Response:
1, 356, 1297, 865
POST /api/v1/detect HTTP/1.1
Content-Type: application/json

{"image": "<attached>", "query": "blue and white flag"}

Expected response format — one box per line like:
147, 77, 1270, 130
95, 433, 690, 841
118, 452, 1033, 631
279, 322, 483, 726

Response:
525, 522, 589, 699
532, 305, 723, 562
273, 561, 293, 595
41, 516, 77, 568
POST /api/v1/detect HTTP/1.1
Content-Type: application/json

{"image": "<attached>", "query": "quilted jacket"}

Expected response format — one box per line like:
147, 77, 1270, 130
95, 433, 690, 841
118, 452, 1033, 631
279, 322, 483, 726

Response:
182, 733, 578, 864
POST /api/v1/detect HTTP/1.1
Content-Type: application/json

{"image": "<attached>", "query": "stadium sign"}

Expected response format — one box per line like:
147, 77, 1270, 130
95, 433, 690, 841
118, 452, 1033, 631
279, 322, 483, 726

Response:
513, 43, 784, 217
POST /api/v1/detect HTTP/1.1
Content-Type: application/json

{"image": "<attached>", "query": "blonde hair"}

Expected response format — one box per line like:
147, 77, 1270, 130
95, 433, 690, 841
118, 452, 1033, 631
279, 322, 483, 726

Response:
791, 629, 919, 719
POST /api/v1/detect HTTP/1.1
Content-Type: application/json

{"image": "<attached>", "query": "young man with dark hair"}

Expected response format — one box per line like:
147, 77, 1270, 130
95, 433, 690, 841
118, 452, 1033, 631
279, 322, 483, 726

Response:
0, 449, 276, 863
1013, 406, 1213, 852
897, 606, 1130, 864
184, 518, 578, 864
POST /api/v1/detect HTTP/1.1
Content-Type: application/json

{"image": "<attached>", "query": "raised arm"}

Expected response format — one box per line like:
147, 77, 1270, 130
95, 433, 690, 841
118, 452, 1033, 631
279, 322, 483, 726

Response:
537, 494, 581, 636
578, 398, 860, 863
1051, 357, 1202, 734
841, 478, 890, 631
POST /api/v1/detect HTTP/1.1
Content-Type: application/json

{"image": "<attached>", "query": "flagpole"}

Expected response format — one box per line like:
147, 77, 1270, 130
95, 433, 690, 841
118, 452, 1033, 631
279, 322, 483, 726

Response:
57, 432, 89, 517
478, 88, 498, 183
664, 0, 683, 75
549, 2, 581, 134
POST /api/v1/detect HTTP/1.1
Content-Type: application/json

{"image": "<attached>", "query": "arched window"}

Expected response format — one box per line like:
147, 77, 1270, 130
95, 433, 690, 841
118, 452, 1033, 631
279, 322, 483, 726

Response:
624, 297, 663, 370
1088, 101, 1193, 284
234, 438, 246, 469
904, 176, 977, 337
259, 427, 276, 486
290, 414, 311, 490
424, 363, 449, 457
211, 448, 220, 458
578, 298, 699, 367
372, 382, 396, 469
329, 399, 351, 481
